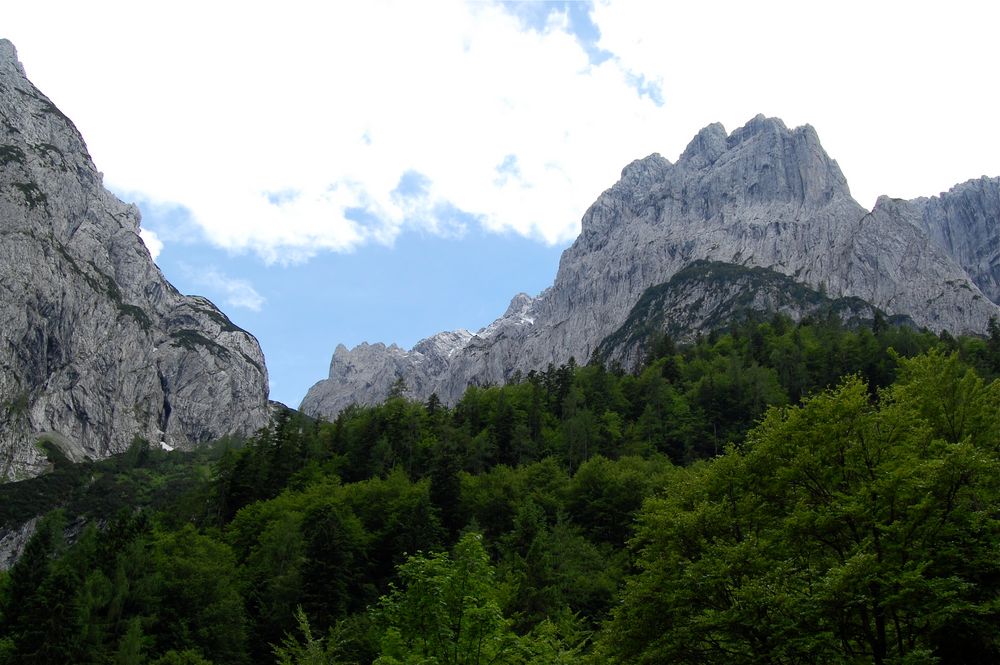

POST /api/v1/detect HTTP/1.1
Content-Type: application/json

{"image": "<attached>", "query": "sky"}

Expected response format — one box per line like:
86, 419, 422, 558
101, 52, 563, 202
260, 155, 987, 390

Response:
4, 0, 999, 407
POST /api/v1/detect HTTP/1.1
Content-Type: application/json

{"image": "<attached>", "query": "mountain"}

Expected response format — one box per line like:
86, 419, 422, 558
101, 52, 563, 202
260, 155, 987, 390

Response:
872, 177, 1000, 303
594, 260, 916, 371
303, 115, 1000, 418
0, 40, 269, 480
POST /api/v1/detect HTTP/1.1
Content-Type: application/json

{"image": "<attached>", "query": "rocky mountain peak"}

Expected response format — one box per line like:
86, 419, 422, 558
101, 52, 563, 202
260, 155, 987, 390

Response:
579, 153, 671, 241
578, 116, 848, 247
726, 113, 788, 142
619, 152, 672, 185
684, 115, 851, 209
503, 293, 534, 318
679, 122, 727, 168
303, 114, 1000, 421
0, 39, 25, 78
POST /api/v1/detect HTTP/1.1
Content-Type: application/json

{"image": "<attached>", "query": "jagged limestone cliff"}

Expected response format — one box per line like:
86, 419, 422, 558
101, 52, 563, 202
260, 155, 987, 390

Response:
877, 177, 1000, 303
0, 40, 269, 480
303, 116, 1000, 419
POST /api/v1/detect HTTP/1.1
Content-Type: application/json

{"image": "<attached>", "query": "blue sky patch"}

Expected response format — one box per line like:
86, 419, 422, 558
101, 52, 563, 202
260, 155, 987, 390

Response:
344, 205, 382, 227
498, 1, 660, 104
265, 189, 300, 206
139, 190, 569, 407
625, 71, 665, 106
430, 200, 479, 237
122, 194, 204, 245
392, 169, 433, 200
499, 0, 613, 66
494, 153, 522, 185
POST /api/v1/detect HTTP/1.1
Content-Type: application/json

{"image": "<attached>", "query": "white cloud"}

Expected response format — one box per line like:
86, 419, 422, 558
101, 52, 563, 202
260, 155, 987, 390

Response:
138, 227, 163, 261
2, 1, 666, 263
183, 266, 266, 312
590, 0, 1000, 209
4, 0, 999, 263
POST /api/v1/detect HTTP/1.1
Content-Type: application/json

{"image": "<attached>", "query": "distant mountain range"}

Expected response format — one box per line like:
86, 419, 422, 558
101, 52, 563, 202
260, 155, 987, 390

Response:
302, 116, 1000, 418
0, 40, 269, 480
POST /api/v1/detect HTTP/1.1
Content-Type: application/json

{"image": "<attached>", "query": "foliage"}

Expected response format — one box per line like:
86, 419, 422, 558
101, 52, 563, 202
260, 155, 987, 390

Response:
598, 352, 1000, 664
374, 532, 519, 664
1, 318, 998, 664
272, 607, 356, 665
0, 436, 229, 529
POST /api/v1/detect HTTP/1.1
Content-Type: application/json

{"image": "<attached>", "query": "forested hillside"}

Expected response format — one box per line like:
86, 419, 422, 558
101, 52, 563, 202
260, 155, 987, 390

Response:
2, 316, 999, 664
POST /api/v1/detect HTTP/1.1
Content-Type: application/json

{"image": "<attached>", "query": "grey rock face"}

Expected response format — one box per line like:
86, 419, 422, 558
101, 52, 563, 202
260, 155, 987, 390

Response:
882, 177, 1000, 303
0, 40, 269, 480
300, 329, 473, 418
0, 517, 38, 569
302, 115, 1000, 419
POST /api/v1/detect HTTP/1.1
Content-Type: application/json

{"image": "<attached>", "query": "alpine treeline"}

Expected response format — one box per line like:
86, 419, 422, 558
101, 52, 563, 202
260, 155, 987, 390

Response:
2, 315, 1000, 664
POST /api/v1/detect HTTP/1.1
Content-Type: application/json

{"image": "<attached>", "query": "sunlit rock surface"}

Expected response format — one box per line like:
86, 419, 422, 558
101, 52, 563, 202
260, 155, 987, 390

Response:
0, 40, 269, 480
305, 117, 999, 418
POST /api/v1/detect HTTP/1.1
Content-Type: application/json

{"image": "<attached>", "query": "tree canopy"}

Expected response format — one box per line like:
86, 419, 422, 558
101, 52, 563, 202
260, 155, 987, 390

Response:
2, 317, 999, 664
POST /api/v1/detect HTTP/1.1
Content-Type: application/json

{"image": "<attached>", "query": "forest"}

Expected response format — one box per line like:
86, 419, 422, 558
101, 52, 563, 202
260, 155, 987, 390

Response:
1, 314, 999, 664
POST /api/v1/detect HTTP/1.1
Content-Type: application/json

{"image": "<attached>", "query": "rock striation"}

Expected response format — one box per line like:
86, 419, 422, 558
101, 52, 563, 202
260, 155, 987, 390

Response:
303, 115, 1000, 419
0, 40, 269, 480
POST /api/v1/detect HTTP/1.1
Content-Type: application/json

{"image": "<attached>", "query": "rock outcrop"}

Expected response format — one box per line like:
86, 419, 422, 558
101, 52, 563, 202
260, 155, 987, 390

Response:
300, 330, 472, 418
0, 40, 269, 480
303, 115, 1000, 419
0, 516, 37, 569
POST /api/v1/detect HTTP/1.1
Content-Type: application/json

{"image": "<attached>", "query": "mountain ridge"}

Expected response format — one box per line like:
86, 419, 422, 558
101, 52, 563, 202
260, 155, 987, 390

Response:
594, 260, 916, 371
302, 115, 1000, 418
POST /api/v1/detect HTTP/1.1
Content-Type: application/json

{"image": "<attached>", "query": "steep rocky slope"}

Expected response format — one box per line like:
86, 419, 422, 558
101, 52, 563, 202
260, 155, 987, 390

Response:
593, 260, 913, 371
880, 177, 1000, 303
303, 116, 1000, 418
0, 40, 269, 480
